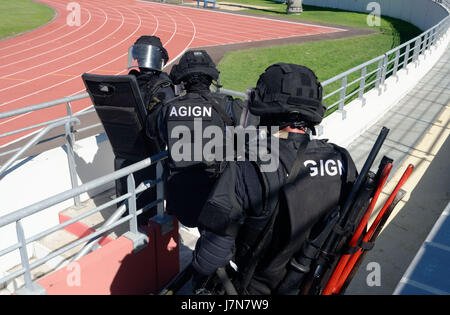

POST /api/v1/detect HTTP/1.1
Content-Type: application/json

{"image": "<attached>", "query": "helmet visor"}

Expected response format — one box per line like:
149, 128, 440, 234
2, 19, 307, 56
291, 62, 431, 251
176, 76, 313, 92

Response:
127, 44, 165, 71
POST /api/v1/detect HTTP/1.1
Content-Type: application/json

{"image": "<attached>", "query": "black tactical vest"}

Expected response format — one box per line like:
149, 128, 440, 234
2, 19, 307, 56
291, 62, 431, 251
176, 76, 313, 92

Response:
234, 137, 356, 294
137, 71, 173, 110
164, 91, 236, 172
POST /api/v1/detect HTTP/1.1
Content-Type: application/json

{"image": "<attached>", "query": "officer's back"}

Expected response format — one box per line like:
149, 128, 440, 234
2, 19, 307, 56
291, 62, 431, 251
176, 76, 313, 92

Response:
146, 50, 254, 228
190, 63, 358, 295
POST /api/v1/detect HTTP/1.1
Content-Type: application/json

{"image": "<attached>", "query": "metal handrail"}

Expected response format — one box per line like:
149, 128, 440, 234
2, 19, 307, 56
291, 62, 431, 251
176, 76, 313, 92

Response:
433, 0, 450, 11
0, 151, 166, 227
0, 150, 168, 293
71, 162, 165, 262
321, 13, 450, 114
0, 108, 96, 140
0, 93, 89, 120
0, 117, 80, 178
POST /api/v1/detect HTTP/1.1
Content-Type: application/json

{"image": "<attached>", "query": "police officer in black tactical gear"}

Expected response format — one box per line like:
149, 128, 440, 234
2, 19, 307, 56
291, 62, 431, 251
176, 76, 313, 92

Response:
189, 63, 358, 295
146, 49, 258, 228
127, 36, 175, 110
114, 35, 175, 226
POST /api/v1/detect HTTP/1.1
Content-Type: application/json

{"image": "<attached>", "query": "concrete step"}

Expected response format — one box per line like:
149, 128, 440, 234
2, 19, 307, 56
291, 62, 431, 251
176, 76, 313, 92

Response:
34, 229, 86, 270
59, 188, 129, 242
169, 225, 199, 295
4, 257, 53, 293
2, 229, 86, 294
1, 188, 128, 295
0, 287, 12, 295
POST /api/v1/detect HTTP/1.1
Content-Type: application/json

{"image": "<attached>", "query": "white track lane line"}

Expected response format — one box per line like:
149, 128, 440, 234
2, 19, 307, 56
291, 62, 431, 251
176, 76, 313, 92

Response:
0, 3, 93, 61
0, 5, 143, 125
0, 2, 196, 147
0, 3, 160, 147
0, 8, 108, 78
136, 0, 345, 31
0, 6, 126, 96
134, 2, 342, 47
157, 4, 333, 41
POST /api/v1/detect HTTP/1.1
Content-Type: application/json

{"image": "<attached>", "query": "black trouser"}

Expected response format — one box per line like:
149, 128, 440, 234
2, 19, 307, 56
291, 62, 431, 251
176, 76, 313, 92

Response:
114, 156, 157, 226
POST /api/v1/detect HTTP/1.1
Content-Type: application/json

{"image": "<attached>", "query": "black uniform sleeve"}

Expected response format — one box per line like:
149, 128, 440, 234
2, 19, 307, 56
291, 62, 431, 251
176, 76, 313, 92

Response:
197, 162, 245, 237
191, 230, 236, 276
192, 162, 247, 277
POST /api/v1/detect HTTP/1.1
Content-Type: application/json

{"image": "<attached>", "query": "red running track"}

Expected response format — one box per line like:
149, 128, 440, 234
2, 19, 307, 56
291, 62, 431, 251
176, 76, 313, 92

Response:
0, 0, 343, 146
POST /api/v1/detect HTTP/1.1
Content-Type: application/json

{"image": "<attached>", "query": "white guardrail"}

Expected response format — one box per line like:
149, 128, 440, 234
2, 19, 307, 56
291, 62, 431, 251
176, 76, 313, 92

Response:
0, 0, 449, 294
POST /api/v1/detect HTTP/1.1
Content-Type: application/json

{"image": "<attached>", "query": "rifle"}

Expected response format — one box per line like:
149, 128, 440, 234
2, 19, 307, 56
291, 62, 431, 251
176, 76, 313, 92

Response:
276, 127, 390, 295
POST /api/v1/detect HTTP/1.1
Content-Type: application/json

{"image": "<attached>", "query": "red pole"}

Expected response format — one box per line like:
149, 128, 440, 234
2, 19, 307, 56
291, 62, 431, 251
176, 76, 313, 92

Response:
334, 164, 414, 293
322, 163, 392, 295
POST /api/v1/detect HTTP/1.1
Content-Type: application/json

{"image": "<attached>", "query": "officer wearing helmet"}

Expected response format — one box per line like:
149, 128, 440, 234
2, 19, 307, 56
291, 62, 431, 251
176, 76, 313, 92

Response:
189, 63, 358, 295
127, 35, 175, 110
146, 49, 258, 228
114, 35, 175, 226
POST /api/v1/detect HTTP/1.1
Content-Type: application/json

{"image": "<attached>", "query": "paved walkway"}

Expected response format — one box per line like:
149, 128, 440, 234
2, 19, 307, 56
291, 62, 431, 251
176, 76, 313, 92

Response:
344, 46, 450, 294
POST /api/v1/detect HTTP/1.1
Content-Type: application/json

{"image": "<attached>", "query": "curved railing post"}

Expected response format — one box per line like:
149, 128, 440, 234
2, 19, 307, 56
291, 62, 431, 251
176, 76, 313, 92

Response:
359, 66, 367, 106
64, 118, 81, 207
14, 220, 45, 295
339, 76, 347, 120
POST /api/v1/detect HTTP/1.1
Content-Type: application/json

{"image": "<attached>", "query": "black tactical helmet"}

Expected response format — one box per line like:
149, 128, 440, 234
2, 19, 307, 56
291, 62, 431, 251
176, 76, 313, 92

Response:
170, 50, 219, 85
133, 35, 169, 63
248, 63, 326, 126
128, 36, 169, 72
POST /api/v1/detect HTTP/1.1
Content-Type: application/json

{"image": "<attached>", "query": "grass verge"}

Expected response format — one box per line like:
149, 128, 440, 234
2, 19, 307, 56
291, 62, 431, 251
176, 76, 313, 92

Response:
0, 0, 55, 40
216, 1, 422, 111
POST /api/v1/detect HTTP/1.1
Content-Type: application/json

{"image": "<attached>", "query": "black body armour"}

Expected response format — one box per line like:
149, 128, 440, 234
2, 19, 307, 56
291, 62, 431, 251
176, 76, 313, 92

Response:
234, 136, 356, 295
163, 91, 243, 227
133, 70, 174, 111
165, 91, 234, 171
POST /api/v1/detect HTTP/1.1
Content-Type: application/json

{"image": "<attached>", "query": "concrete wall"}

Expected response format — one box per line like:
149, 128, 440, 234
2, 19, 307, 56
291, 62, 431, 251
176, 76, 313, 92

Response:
303, 0, 449, 31
36, 219, 179, 295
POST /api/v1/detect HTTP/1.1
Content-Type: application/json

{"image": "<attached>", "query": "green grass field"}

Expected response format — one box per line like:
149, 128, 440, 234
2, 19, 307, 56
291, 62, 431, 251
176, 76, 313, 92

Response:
0, 0, 55, 40
217, 1, 422, 110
